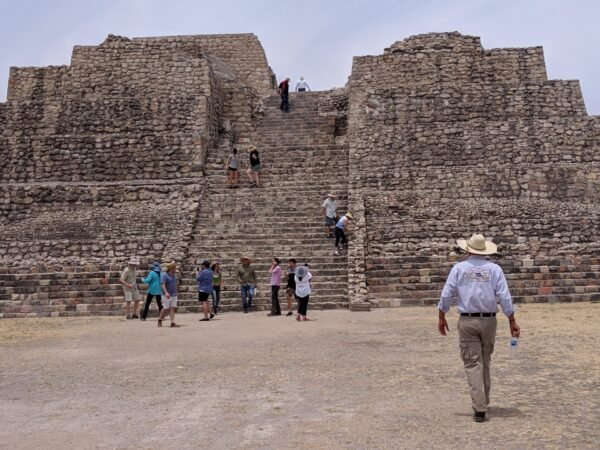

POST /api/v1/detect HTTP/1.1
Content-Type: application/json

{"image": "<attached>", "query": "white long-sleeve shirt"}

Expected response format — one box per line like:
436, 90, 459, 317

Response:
295, 80, 310, 91
437, 256, 514, 316
295, 271, 312, 297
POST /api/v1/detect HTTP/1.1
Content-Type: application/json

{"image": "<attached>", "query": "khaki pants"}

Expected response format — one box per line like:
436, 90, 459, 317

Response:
458, 316, 497, 412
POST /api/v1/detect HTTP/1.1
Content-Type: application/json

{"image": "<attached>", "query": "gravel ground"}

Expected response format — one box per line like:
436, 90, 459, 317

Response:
1, 303, 599, 450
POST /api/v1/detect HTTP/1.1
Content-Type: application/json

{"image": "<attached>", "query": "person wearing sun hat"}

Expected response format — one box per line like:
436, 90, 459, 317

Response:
120, 256, 141, 320
437, 233, 521, 423
334, 212, 353, 256
294, 264, 312, 321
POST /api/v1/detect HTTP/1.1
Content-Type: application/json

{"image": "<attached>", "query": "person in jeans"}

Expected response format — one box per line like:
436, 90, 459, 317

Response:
225, 148, 239, 188
268, 257, 282, 316
334, 212, 353, 256
285, 259, 297, 316
238, 256, 257, 313
141, 261, 163, 321
196, 260, 215, 322
158, 261, 180, 328
211, 262, 223, 314
120, 256, 141, 319
278, 77, 290, 112
295, 264, 312, 321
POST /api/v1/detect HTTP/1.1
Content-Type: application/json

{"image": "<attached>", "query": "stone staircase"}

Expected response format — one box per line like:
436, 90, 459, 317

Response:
177, 92, 351, 312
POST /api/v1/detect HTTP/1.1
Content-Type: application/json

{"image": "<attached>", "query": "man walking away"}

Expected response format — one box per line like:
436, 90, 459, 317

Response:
196, 260, 215, 321
437, 233, 521, 423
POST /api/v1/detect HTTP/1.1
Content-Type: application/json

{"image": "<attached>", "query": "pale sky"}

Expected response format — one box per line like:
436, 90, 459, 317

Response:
1, 0, 598, 114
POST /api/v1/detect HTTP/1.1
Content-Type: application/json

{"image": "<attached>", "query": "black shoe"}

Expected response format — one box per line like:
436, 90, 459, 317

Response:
209, 313, 215, 319
132, 315, 139, 319
126, 316, 132, 320
243, 310, 249, 314
286, 312, 293, 316
199, 318, 210, 321
473, 411, 486, 423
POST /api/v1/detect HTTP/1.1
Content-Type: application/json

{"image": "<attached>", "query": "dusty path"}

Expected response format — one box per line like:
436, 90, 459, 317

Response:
1, 303, 599, 449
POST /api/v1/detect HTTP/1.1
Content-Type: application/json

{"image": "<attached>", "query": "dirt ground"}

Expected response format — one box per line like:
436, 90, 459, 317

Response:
1, 303, 599, 450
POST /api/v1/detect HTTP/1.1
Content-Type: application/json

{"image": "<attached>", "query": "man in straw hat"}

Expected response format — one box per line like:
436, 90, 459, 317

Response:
437, 233, 521, 423
322, 193, 338, 238
238, 256, 257, 313
120, 256, 141, 320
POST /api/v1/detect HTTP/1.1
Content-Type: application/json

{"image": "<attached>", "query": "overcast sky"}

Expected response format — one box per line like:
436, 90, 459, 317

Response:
1, 0, 598, 114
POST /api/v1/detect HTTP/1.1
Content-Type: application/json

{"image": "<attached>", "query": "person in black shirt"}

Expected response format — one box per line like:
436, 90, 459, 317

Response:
284, 258, 297, 316
278, 77, 290, 112
246, 146, 262, 187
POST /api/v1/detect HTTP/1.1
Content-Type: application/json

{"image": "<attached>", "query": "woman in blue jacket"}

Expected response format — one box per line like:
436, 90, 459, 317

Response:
141, 261, 164, 321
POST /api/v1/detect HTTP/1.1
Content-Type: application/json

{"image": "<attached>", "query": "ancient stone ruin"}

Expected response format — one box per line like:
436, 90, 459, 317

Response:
1, 31, 598, 317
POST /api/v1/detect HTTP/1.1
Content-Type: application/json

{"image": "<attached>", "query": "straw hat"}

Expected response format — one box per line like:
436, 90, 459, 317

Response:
165, 261, 176, 271
345, 212, 354, 220
128, 256, 140, 266
456, 234, 498, 256
327, 193, 336, 198
248, 145, 257, 152
240, 256, 252, 263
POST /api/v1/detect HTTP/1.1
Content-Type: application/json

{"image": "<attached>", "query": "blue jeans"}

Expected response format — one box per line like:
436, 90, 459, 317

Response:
240, 285, 254, 311
211, 286, 221, 312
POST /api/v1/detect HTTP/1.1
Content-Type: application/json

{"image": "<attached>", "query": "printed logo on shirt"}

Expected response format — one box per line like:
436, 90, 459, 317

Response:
465, 268, 491, 283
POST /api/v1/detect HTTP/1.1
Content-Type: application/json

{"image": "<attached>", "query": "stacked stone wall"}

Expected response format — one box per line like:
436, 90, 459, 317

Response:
347, 32, 600, 306
0, 183, 201, 266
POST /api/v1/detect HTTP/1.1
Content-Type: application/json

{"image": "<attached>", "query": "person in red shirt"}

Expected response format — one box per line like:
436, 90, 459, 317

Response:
278, 77, 290, 112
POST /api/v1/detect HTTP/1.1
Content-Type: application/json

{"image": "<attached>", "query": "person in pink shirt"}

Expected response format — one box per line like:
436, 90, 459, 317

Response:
267, 257, 283, 316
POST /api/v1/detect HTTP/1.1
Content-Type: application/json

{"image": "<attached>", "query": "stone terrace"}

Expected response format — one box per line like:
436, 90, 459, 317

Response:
1, 31, 599, 317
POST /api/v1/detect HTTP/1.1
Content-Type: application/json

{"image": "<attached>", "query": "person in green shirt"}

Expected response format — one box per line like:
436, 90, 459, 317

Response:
237, 256, 257, 313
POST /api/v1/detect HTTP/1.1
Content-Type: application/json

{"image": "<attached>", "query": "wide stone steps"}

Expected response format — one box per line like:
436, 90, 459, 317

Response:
170, 91, 351, 313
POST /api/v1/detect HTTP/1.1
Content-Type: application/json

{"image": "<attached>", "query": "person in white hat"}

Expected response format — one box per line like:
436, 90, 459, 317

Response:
120, 256, 141, 320
334, 212, 353, 256
294, 264, 312, 321
322, 193, 338, 238
437, 233, 521, 423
